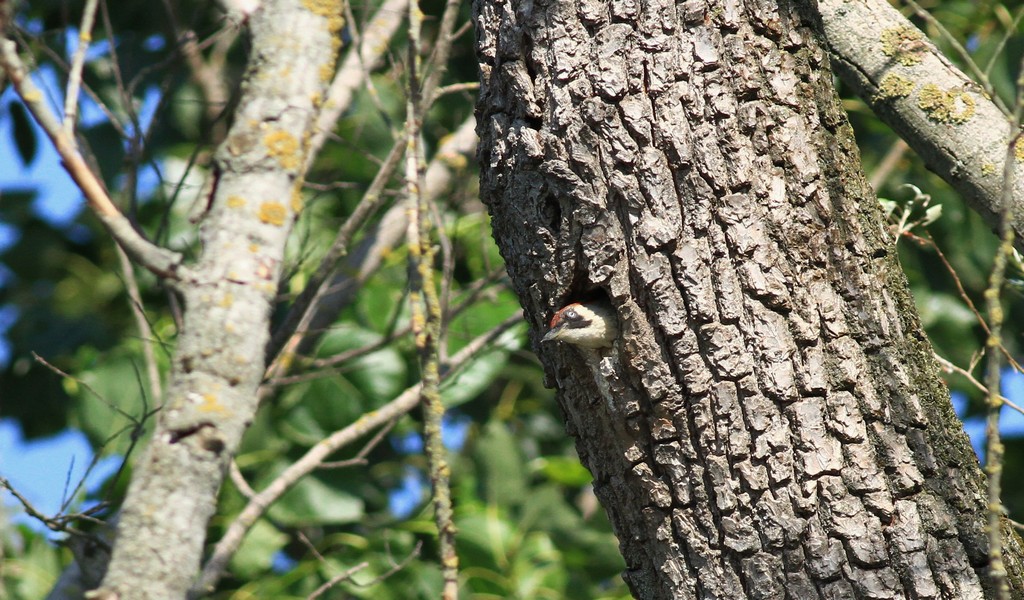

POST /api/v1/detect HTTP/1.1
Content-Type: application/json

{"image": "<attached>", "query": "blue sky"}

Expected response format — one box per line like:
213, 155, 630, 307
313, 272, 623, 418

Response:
0, 419, 122, 536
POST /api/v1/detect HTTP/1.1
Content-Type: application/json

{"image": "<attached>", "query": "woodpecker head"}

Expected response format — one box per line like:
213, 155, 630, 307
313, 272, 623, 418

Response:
542, 302, 619, 349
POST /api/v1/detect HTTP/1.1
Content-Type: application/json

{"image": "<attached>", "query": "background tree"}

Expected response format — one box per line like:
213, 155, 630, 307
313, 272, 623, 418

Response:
1, 0, 1024, 598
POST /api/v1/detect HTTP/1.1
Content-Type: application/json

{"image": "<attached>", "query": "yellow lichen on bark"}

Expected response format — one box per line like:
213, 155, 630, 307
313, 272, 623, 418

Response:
264, 130, 300, 170
302, 0, 344, 33
881, 27, 926, 66
874, 74, 914, 102
198, 393, 231, 416
918, 84, 976, 123
227, 195, 247, 209
320, 63, 335, 83
258, 201, 289, 226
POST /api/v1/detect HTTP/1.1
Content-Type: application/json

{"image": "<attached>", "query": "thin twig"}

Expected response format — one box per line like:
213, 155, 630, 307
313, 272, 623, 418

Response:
980, 49, 1024, 600
266, 138, 406, 367
276, 114, 479, 379
319, 418, 396, 469
341, 0, 398, 138
97, 0, 140, 132
933, 353, 1024, 417
307, 563, 371, 600
10, 20, 127, 138
868, 138, 908, 192
305, 0, 408, 170
0, 476, 103, 539
63, 0, 100, 136
352, 540, 423, 588
228, 460, 256, 499
984, 6, 1024, 80
420, 0, 463, 107
115, 245, 162, 402
433, 81, 479, 98
405, 2, 457, 592
267, 271, 507, 387
0, 39, 188, 280
903, 230, 1024, 373
193, 312, 522, 595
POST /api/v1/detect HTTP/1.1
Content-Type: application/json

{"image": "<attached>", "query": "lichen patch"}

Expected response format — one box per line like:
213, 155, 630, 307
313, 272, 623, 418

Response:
874, 74, 914, 102
881, 27, 927, 66
258, 201, 289, 226
264, 130, 301, 170
917, 84, 976, 123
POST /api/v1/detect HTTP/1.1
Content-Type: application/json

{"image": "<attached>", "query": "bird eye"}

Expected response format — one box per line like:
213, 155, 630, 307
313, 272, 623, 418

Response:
565, 309, 577, 319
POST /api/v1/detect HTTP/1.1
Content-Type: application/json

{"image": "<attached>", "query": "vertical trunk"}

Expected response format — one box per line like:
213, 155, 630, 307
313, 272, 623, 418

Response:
96, 1, 341, 597
474, 0, 1024, 598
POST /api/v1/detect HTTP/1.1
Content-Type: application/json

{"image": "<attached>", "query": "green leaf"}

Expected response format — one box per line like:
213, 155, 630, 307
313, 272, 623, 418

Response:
456, 510, 515, 569
8, 100, 38, 167
474, 420, 527, 506
538, 457, 592, 487
511, 532, 565, 597
316, 323, 407, 403
915, 292, 977, 330
280, 323, 408, 442
281, 376, 366, 443
441, 326, 522, 408
72, 350, 152, 452
5, 528, 62, 599
521, 487, 626, 577
268, 476, 364, 526
230, 519, 288, 578
922, 203, 942, 225
172, 84, 203, 140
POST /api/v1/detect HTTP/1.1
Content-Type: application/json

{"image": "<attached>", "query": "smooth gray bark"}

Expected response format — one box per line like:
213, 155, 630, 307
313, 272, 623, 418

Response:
816, 0, 1024, 254
474, 0, 1024, 598
94, 1, 341, 597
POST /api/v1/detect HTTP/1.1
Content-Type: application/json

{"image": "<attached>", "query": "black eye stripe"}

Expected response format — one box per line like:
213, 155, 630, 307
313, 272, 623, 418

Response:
565, 316, 591, 329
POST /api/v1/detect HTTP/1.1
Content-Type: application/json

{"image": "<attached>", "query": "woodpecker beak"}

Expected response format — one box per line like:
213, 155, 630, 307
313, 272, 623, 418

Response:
541, 327, 562, 343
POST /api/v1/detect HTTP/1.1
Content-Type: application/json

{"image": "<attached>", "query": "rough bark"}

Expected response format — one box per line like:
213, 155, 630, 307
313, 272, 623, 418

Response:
94, 1, 341, 597
473, 0, 1024, 598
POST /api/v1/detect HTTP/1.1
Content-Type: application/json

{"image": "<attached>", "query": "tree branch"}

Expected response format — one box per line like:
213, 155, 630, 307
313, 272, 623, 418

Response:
194, 312, 523, 595
817, 0, 1024, 253
0, 38, 188, 280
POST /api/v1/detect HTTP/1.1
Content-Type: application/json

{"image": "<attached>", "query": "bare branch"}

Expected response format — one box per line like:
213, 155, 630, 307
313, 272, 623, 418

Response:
115, 246, 163, 402
818, 0, 1024, 254
306, 0, 408, 168
306, 562, 370, 600
195, 312, 523, 594
0, 39, 188, 280
62, 0, 99, 136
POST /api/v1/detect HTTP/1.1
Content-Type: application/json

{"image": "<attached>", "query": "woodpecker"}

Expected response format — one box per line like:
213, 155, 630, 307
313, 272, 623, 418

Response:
543, 301, 621, 410
542, 302, 619, 348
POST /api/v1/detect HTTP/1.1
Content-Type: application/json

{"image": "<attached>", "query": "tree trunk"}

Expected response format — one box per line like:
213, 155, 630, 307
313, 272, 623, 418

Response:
473, 0, 1024, 598
94, 1, 341, 597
